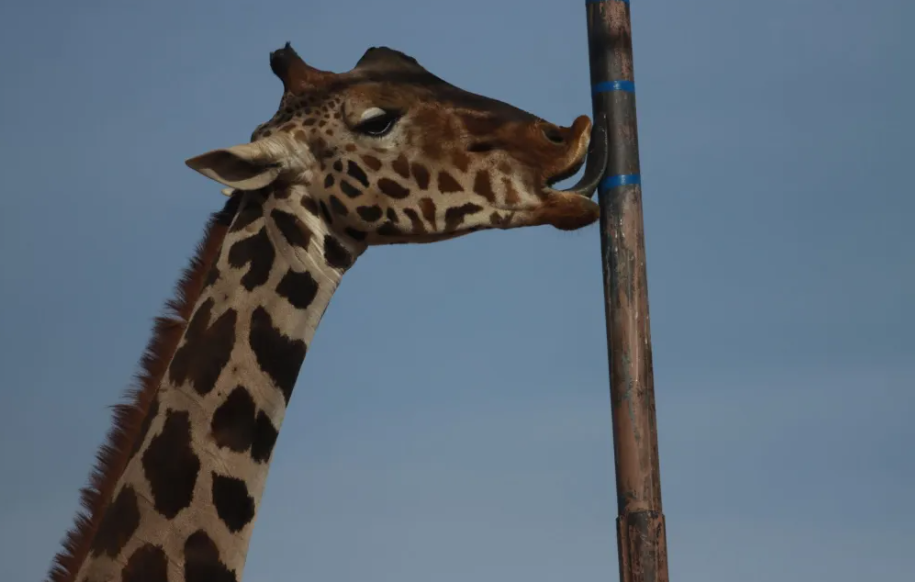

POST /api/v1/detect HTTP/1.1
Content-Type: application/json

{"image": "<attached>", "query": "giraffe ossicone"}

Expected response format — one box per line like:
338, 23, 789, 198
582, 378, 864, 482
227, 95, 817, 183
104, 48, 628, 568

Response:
48, 43, 603, 582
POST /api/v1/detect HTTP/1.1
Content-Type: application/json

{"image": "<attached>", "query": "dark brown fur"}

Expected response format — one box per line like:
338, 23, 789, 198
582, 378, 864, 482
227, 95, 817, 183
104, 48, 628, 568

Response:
46, 195, 241, 582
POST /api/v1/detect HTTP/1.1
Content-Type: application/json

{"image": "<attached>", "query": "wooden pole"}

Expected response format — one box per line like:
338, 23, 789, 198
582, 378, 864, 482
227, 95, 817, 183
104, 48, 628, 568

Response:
582, 2, 670, 581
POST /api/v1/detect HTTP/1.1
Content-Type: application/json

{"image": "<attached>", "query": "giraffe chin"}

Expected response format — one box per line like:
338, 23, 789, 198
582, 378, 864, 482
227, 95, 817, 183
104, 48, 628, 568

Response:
532, 190, 601, 231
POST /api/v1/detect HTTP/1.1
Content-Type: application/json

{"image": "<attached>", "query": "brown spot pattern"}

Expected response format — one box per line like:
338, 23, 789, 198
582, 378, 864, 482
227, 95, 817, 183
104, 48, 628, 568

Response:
203, 265, 220, 289
503, 177, 521, 204
377, 178, 410, 199
346, 160, 370, 187
211, 474, 255, 533
276, 269, 319, 310
251, 412, 279, 463
210, 386, 257, 453
345, 227, 368, 241
419, 198, 438, 230
319, 200, 333, 223
356, 205, 383, 222
445, 203, 484, 231
121, 544, 169, 582
301, 195, 320, 216
141, 410, 201, 519
272, 185, 292, 200
208, 385, 278, 464
438, 171, 463, 193
329, 195, 349, 216
169, 300, 237, 396
489, 211, 512, 227
227, 228, 275, 291
461, 114, 505, 136
184, 531, 237, 582
249, 307, 306, 403
361, 155, 382, 171
391, 154, 411, 179
411, 163, 430, 190
229, 196, 264, 233
90, 485, 140, 558
377, 222, 402, 236
452, 151, 470, 172
339, 180, 362, 198
473, 170, 496, 202
271, 210, 312, 250
324, 234, 354, 269
402, 208, 426, 234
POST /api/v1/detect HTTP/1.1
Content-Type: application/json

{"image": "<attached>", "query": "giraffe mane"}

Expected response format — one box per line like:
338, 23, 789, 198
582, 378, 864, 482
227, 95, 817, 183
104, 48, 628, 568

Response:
46, 194, 242, 582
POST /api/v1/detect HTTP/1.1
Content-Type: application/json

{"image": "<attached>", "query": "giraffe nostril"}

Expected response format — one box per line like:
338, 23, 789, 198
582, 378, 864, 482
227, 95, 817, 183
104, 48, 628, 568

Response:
541, 126, 564, 145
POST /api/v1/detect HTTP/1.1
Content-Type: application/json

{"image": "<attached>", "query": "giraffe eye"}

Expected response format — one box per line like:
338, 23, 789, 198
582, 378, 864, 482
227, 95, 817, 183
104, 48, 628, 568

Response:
354, 110, 400, 137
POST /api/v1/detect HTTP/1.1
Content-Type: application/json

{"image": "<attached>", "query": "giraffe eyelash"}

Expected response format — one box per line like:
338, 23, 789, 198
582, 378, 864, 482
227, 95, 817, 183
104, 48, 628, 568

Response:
353, 110, 401, 137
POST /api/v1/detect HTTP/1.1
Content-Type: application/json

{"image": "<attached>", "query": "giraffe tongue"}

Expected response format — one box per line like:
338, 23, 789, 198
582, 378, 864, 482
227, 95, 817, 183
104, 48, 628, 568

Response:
557, 113, 608, 199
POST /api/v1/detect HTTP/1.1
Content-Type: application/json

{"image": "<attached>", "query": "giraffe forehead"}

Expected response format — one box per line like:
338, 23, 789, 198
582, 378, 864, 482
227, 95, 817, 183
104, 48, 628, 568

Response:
261, 71, 539, 133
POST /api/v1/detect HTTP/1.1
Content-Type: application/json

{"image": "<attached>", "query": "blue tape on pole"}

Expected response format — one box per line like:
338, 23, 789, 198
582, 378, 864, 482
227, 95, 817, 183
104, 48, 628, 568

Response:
592, 80, 635, 94
600, 174, 641, 192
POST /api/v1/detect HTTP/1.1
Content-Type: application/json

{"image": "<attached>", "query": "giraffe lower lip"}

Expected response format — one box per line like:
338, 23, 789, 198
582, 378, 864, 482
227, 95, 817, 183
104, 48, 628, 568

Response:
533, 189, 601, 230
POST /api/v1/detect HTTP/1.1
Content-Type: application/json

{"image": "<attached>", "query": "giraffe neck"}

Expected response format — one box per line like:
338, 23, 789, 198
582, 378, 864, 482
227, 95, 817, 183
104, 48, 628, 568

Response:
74, 187, 364, 582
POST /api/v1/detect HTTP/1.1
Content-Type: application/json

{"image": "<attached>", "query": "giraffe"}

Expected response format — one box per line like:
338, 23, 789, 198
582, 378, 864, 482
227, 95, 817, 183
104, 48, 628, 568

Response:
46, 43, 606, 582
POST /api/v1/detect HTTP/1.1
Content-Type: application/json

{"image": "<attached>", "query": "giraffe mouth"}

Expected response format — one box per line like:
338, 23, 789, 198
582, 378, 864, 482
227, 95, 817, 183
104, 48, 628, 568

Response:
517, 116, 606, 231
547, 113, 608, 199
546, 157, 587, 188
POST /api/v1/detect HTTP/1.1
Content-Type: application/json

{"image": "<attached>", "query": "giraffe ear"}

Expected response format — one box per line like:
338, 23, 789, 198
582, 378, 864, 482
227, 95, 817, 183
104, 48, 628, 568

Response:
185, 141, 285, 191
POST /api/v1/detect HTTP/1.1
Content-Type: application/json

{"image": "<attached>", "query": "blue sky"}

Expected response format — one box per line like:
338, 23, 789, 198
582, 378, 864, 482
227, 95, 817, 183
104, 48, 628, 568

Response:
1, 1, 912, 580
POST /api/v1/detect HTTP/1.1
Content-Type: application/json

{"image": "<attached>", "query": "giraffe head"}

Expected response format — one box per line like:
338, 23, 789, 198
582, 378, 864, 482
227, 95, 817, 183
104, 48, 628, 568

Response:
186, 44, 605, 244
